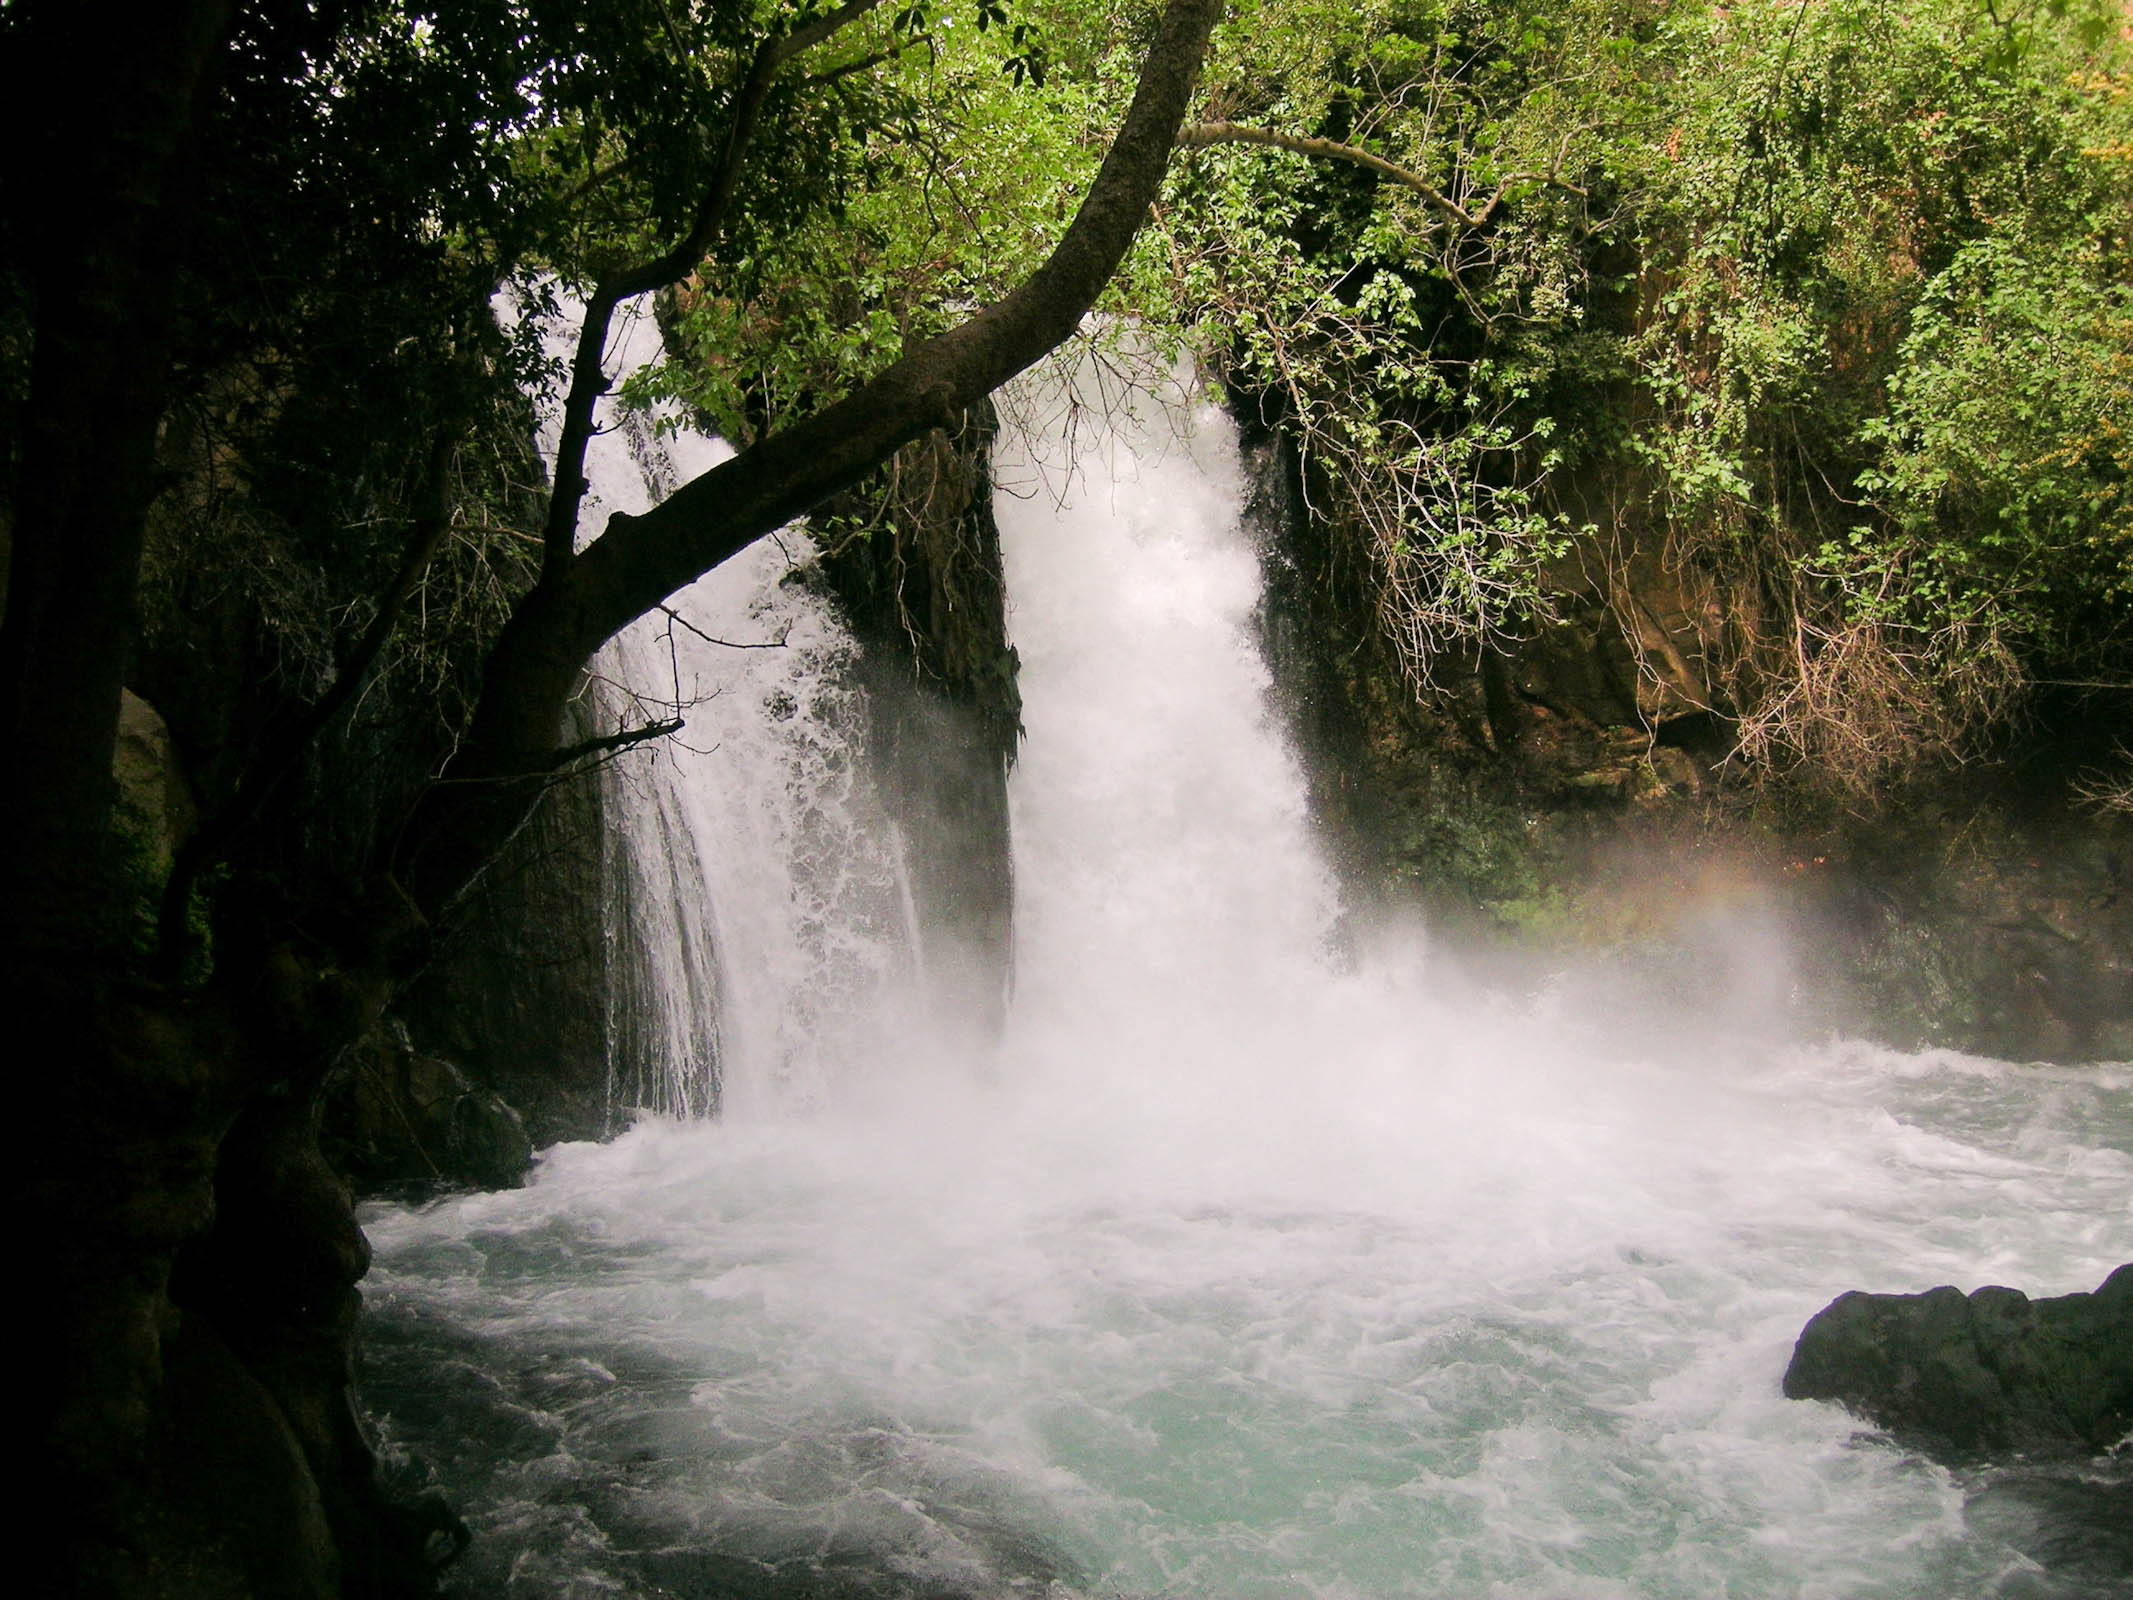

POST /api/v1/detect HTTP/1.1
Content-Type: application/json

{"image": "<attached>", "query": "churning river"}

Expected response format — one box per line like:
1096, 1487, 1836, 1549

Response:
362, 341, 2133, 1599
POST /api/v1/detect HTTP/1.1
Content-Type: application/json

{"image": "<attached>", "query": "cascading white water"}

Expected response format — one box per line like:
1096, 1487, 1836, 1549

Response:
555, 300, 919, 1119
998, 369, 1340, 1060
366, 356, 2132, 1600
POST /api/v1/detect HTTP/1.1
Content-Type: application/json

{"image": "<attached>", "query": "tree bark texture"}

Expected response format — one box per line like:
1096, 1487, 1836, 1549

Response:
0, 0, 234, 965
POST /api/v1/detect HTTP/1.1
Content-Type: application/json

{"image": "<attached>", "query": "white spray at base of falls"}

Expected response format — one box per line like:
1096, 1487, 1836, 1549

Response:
548, 299, 919, 1120
368, 356, 2133, 1600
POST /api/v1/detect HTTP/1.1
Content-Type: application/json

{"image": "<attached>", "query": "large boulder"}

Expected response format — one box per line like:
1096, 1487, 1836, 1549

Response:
1781, 1264, 2133, 1457
112, 687, 199, 865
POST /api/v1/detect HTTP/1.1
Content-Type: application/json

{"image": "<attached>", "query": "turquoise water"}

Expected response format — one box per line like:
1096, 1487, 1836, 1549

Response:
363, 1043, 2130, 1598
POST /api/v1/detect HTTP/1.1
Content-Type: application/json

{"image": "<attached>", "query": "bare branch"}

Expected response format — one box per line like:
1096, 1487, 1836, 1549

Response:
800, 47, 901, 89
548, 716, 685, 770
564, 155, 638, 206
657, 604, 789, 651
767, 0, 891, 69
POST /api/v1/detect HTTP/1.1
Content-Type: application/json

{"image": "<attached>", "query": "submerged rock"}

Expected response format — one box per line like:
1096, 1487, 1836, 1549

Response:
1782, 1264, 2133, 1457
1963, 1466, 2133, 1594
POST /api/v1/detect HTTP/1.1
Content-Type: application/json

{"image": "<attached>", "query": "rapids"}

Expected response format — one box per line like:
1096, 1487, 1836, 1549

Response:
363, 347, 2133, 1598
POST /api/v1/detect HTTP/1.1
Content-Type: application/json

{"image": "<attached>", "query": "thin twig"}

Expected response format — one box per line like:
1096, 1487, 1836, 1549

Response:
657, 603, 790, 650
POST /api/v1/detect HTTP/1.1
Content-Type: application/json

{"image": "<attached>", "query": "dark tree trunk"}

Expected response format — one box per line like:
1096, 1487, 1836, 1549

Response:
0, 0, 233, 963
1, 2, 260, 1589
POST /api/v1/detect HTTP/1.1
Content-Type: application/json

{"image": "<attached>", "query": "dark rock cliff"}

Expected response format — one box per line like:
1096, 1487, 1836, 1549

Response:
817, 405, 1020, 1042
390, 740, 617, 1153
1242, 416, 2133, 1063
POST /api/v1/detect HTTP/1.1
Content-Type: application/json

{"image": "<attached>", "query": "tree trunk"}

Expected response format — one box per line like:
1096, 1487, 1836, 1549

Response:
0, 0, 233, 963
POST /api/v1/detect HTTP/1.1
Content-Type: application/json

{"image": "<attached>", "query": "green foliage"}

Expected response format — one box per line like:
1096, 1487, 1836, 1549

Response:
105, 799, 219, 985
1856, 232, 2133, 631
1619, 0, 2133, 786
1134, 0, 1648, 687
1128, 0, 2131, 793
643, 1, 1142, 443
1399, 783, 1568, 934
109, 0, 1091, 905
14, 0, 2128, 866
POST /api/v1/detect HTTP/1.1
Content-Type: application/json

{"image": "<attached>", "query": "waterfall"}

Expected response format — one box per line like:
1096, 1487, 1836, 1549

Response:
547, 298, 920, 1122
367, 352, 2133, 1600
995, 360, 1339, 1062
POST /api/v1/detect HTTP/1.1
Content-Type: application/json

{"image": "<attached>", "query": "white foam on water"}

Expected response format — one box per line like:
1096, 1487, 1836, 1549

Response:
366, 355, 2132, 1598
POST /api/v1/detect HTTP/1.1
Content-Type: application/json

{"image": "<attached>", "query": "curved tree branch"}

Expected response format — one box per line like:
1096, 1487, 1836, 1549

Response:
398, 0, 1227, 917
541, 0, 893, 585
1177, 120, 1586, 227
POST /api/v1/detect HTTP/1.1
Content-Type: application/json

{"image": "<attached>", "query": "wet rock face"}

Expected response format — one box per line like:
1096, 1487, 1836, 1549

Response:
1782, 1265, 2133, 1458
322, 1018, 534, 1192
112, 688, 199, 864
1243, 404, 2133, 1065
392, 752, 615, 1148
816, 407, 1019, 1042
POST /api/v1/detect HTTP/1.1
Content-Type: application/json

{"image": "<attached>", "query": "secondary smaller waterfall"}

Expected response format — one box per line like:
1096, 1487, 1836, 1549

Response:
544, 298, 920, 1120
